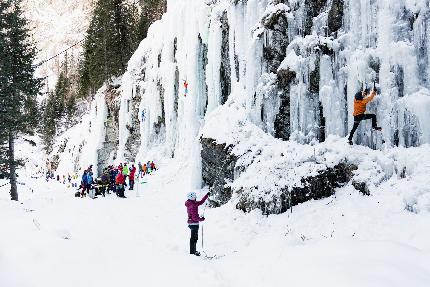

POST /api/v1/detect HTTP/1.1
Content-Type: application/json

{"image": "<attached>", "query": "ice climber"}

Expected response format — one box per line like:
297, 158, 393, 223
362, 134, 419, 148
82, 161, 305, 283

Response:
348, 88, 382, 145
185, 191, 210, 256
184, 80, 188, 97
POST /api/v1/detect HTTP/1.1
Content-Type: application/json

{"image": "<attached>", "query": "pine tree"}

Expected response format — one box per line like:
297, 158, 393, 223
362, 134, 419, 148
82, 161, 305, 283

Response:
136, 0, 166, 42
79, 0, 137, 96
40, 93, 57, 153
0, 0, 43, 201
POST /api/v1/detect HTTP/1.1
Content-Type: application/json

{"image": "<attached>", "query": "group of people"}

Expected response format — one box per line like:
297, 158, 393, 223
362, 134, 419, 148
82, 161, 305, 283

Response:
77, 161, 157, 199
46, 171, 79, 188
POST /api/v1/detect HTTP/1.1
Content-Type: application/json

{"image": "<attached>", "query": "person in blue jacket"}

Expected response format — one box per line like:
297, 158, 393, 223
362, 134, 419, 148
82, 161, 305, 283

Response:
81, 171, 88, 197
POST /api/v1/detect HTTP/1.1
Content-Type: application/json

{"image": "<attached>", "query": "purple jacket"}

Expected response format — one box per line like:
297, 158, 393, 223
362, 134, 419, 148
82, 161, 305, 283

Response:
185, 193, 209, 225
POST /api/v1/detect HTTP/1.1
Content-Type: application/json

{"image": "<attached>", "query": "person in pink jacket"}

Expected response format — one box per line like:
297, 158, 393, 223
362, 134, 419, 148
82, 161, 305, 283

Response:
185, 191, 210, 256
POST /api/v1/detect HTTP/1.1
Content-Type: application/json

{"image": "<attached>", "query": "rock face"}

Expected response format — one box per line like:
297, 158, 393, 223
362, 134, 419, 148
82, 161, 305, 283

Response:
262, 7, 289, 74
274, 68, 296, 140
125, 87, 142, 160
327, 0, 344, 35
97, 86, 120, 175
236, 162, 357, 215
220, 11, 231, 105
201, 137, 237, 207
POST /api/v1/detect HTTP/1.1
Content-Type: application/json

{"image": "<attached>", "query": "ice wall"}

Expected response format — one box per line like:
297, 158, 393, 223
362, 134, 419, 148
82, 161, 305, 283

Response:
113, 0, 430, 178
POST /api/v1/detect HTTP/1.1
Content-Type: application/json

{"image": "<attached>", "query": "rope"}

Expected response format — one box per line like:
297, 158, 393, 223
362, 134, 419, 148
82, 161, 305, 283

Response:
0, 182, 9, 188
34, 39, 85, 68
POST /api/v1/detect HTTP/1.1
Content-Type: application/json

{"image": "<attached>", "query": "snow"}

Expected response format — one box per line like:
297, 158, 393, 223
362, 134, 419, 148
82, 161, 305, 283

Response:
5, 1, 430, 285
2, 141, 430, 287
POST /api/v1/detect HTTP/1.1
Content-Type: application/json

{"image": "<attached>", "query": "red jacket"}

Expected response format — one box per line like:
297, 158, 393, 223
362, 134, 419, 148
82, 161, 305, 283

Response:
115, 173, 125, 185
129, 166, 136, 180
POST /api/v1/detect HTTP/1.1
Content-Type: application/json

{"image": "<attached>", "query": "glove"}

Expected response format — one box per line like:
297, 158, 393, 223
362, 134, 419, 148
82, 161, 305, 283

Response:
207, 192, 211, 196
201, 217, 205, 221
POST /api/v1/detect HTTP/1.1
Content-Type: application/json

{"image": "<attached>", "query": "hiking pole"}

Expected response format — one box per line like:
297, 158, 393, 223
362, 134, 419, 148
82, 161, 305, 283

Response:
201, 201, 208, 250
202, 223, 204, 250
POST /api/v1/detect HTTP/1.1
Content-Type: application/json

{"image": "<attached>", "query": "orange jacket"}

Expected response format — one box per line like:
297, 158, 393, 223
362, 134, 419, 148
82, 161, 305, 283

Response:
353, 91, 376, 116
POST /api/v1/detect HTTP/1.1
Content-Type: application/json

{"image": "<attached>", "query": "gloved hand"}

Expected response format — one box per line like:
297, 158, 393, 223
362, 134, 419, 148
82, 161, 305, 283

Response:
201, 217, 205, 221
207, 192, 211, 196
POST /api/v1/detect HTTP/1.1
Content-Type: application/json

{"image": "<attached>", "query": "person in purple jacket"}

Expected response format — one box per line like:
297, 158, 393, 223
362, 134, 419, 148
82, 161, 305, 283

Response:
185, 191, 210, 256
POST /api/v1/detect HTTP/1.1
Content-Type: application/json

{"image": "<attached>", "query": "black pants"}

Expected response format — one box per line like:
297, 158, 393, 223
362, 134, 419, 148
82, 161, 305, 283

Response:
348, 114, 377, 140
116, 185, 125, 197
129, 180, 134, 190
188, 225, 199, 254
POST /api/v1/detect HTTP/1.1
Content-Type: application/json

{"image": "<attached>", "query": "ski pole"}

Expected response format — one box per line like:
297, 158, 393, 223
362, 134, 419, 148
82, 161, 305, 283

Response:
201, 201, 208, 250
202, 223, 204, 250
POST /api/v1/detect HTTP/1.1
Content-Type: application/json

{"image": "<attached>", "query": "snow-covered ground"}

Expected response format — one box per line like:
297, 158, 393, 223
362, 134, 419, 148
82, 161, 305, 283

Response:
2, 150, 430, 287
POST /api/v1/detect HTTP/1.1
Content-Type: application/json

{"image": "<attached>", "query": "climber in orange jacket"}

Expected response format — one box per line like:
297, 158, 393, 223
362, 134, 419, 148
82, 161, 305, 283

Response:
348, 88, 381, 145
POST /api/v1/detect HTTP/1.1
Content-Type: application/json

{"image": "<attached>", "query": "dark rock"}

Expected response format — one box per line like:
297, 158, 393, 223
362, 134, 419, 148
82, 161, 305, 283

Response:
328, 0, 344, 35
318, 101, 325, 142
305, 0, 327, 35
309, 57, 320, 94
201, 137, 237, 206
97, 85, 121, 174
277, 68, 296, 90
124, 85, 142, 161
198, 34, 209, 116
262, 8, 289, 73
173, 37, 177, 63
236, 162, 357, 215
352, 181, 370, 196
413, 9, 430, 87
220, 11, 231, 105
391, 64, 404, 98
274, 68, 296, 140
316, 43, 334, 56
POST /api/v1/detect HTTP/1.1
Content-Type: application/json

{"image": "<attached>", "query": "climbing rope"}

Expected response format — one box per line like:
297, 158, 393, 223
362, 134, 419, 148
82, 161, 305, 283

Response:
0, 182, 10, 188
34, 38, 85, 68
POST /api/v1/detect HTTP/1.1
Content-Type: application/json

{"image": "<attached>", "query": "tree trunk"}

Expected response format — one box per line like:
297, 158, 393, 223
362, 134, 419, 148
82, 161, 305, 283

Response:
8, 130, 18, 201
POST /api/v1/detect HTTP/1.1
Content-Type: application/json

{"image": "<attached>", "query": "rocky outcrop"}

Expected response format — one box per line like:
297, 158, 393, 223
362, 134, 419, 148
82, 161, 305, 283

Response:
220, 11, 231, 105
305, 0, 327, 35
274, 68, 296, 140
262, 6, 289, 74
97, 86, 120, 174
125, 86, 142, 160
236, 162, 357, 215
327, 0, 344, 35
201, 137, 237, 206
352, 180, 370, 196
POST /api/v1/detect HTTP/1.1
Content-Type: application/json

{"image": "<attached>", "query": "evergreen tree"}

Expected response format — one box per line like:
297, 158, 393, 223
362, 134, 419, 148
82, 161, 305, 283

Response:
0, 0, 43, 201
136, 0, 166, 42
53, 72, 69, 121
40, 94, 57, 153
79, 0, 137, 96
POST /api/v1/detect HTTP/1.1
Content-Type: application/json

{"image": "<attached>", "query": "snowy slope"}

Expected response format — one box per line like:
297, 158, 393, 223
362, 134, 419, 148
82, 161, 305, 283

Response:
4, 1, 429, 285
1, 155, 430, 287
